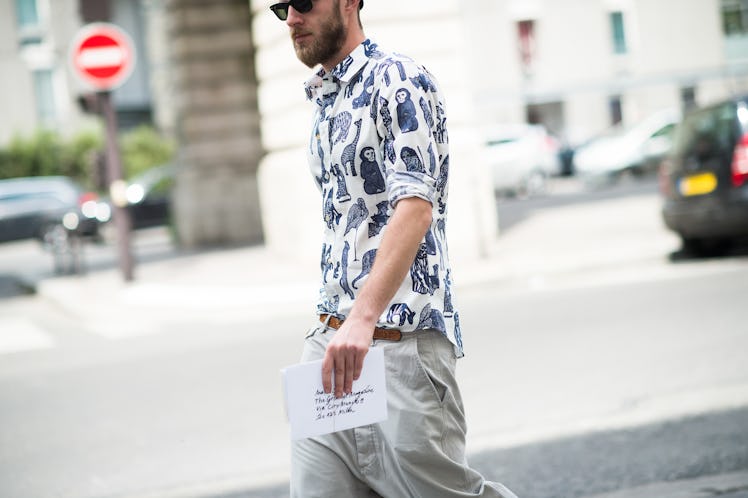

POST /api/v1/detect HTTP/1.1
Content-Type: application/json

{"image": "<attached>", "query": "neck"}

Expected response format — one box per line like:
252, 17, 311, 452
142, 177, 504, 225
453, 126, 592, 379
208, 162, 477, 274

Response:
322, 31, 366, 72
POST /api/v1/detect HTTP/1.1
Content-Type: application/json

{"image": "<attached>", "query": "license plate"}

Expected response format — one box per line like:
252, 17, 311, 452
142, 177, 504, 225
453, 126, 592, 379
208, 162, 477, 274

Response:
678, 172, 717, 196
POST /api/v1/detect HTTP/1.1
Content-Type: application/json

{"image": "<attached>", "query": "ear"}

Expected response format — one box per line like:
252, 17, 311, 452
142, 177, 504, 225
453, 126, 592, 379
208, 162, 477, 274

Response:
344, 0, 360, 13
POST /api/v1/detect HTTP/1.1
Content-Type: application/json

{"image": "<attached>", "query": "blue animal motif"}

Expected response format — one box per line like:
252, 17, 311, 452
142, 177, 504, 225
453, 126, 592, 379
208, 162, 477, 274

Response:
424, 229, 437, 255
378, 96, 397, 163
316, 132, 329, 184
419, 97, 434, 136
359, 146, 385, 195
363, 39, 380, 58
436, 155, 449, 215
339, 241, 355, 299
331, 164, 351, 202
318, 93, 338, 119
416, 304, 446, 332
434, 102, 448, 144
410, 72, 437, 92
387, 303, 415, 326
353, 71, 375, 109
443, 269, 454, 317
331, 56, 354, 79
433, 218, 446, 266
318, 293, 340, 315
401, 146, 425, 173
453, 311, 463, 351
395, 87, 419, 133
395, 61, 407, 81
321, 243, 333, 283
344, 198, 369, 261
323, 188, 342, 229
435, 154, 449, 192
436, 218, 446, 241
426, 143, 436, 176
368, 201, 389, 238
369, 88, 380, 120
341, 119, 362, 176
381, 60, 406, 87
410, 243, 440, 295
351, 249, 376, 289
344, 68, 365, 99
329, 112, 352, 147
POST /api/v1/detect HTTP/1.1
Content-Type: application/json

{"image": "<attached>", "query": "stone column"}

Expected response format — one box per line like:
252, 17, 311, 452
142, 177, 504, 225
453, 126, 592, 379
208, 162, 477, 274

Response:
167, 0, 263, 247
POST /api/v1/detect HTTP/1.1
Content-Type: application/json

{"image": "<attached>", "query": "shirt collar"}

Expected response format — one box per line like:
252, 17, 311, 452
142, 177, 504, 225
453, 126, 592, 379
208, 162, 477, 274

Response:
304, 39, 379, 102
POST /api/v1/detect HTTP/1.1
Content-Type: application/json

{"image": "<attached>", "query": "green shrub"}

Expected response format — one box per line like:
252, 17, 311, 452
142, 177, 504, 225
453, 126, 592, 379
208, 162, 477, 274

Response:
0, 125, 174, 188
0, 130, 61, 179
120, 125, 175, 180
0, 129, 103, 185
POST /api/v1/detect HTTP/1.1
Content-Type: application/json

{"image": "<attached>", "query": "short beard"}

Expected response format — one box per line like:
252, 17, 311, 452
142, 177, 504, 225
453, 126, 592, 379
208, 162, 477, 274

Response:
293, 4, 346, 68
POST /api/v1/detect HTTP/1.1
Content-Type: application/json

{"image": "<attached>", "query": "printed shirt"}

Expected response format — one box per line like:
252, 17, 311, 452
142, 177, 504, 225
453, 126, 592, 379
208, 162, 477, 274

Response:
305, 39, 463, 356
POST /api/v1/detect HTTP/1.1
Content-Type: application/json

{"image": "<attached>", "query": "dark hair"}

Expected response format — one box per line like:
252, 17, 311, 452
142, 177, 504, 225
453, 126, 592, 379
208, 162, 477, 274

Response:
360, 0, 364, 9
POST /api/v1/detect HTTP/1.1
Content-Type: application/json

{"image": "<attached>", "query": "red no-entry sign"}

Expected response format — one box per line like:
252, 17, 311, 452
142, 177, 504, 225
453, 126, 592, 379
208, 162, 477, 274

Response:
70, 23, 135, 91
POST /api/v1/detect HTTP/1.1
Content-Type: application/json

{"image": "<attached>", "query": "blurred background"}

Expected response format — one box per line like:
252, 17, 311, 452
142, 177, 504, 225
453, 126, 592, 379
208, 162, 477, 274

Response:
1, 1, 748, 497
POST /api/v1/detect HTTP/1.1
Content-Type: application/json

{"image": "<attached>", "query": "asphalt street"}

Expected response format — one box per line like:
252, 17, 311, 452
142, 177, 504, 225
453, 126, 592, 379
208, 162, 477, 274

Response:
1, 177, 747, 498
235, 407, 748, 498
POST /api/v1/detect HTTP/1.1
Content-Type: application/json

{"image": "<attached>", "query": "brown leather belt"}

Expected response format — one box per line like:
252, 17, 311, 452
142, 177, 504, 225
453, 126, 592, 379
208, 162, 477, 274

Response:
319, 314, 402, 341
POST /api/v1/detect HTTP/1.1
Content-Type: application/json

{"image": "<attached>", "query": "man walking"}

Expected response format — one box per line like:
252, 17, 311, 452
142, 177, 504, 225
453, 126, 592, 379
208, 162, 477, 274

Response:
270, 0, 518, 496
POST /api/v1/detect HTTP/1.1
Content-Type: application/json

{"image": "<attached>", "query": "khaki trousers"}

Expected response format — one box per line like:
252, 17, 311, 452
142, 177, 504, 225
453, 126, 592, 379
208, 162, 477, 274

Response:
290, 323, 518, 498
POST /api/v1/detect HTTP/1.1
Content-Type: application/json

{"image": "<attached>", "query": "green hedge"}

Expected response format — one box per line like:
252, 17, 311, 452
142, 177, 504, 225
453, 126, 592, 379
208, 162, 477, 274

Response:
0, 125, 175, 190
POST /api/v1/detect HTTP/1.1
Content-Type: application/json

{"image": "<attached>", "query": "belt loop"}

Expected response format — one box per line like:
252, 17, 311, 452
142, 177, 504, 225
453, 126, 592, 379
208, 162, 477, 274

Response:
321, 313, 333, 330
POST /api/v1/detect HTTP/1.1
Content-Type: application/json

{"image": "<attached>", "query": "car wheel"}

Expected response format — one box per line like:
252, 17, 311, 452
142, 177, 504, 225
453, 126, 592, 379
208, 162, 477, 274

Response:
680, 236, 732, 257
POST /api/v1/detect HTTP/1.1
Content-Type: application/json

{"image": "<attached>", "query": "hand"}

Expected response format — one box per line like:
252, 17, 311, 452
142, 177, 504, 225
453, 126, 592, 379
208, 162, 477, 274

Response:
321, 318, 374, 398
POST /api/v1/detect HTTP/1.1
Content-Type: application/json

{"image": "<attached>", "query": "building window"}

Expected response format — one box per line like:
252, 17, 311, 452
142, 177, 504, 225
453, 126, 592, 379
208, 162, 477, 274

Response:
722, 0, 748, 36
609, 95, 623, 125
15, 0, 39, 27
33, 69, 56, 125
15, 0, 43, 45
610, 11, 628, 54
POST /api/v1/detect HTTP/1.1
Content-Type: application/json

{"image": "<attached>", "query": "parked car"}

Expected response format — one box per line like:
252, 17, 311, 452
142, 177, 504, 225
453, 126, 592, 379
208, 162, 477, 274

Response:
0, 176, 110, 245
482, 123, 562, 197
660, 95, 748, 255
125, 163, 175, 229
573, 108, 680, 184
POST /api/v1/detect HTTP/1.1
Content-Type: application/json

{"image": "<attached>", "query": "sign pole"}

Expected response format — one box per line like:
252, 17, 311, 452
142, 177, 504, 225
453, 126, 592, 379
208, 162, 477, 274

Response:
99, 90, 134, 282
70, 23, 137, 283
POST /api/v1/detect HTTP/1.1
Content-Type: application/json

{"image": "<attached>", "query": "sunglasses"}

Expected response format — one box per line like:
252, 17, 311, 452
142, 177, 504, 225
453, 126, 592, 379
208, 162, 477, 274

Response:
269, 0, 313, 20
269, 0, 363, 21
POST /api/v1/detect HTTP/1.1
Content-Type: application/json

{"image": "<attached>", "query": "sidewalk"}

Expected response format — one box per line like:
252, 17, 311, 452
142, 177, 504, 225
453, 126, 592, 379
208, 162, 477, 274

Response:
34, 192, 682, 334
26, 192, 748, 498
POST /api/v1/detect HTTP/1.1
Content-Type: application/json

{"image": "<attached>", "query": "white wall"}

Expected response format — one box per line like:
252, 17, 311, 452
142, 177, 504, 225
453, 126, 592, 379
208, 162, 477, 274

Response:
251, 0, 499, 269
0, 0, 95, 146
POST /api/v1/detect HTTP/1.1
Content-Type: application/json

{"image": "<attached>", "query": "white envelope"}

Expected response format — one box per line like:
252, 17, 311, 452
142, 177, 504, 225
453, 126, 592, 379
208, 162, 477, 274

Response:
281, 347, 388, 440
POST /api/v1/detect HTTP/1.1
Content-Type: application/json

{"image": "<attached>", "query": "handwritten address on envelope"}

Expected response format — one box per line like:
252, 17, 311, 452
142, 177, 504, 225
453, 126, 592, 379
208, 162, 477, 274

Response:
281, 347, 388, 440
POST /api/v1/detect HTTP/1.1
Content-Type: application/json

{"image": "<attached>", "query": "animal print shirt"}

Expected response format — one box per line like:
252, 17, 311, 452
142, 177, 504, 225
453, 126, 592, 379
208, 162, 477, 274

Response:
305, 39, 463, 356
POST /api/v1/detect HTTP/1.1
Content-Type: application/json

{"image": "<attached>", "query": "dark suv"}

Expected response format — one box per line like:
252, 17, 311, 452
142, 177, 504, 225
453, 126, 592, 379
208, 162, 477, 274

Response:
660, 95, 748, 255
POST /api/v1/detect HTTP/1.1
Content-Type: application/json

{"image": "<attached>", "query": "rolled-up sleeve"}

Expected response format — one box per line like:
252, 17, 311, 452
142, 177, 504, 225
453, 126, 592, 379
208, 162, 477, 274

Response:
377, 60, 443, 208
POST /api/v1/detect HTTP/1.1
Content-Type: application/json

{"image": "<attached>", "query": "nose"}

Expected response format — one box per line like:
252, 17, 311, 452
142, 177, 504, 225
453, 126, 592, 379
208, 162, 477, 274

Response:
286, 5, 303, 25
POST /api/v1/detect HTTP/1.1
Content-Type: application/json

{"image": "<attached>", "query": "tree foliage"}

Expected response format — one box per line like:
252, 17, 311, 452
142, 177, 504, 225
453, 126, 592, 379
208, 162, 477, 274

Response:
0, 125, 174, 190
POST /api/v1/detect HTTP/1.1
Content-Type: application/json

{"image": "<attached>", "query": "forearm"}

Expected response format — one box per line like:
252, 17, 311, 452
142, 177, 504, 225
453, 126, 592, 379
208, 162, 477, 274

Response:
346, 196, 432, 327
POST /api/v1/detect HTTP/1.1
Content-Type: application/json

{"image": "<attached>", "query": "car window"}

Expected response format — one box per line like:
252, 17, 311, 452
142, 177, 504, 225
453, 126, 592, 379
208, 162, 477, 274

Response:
487, 137, 518, 146
651, 123, 676, 138
0, 191, 67, 204
671, 102, 738, 162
